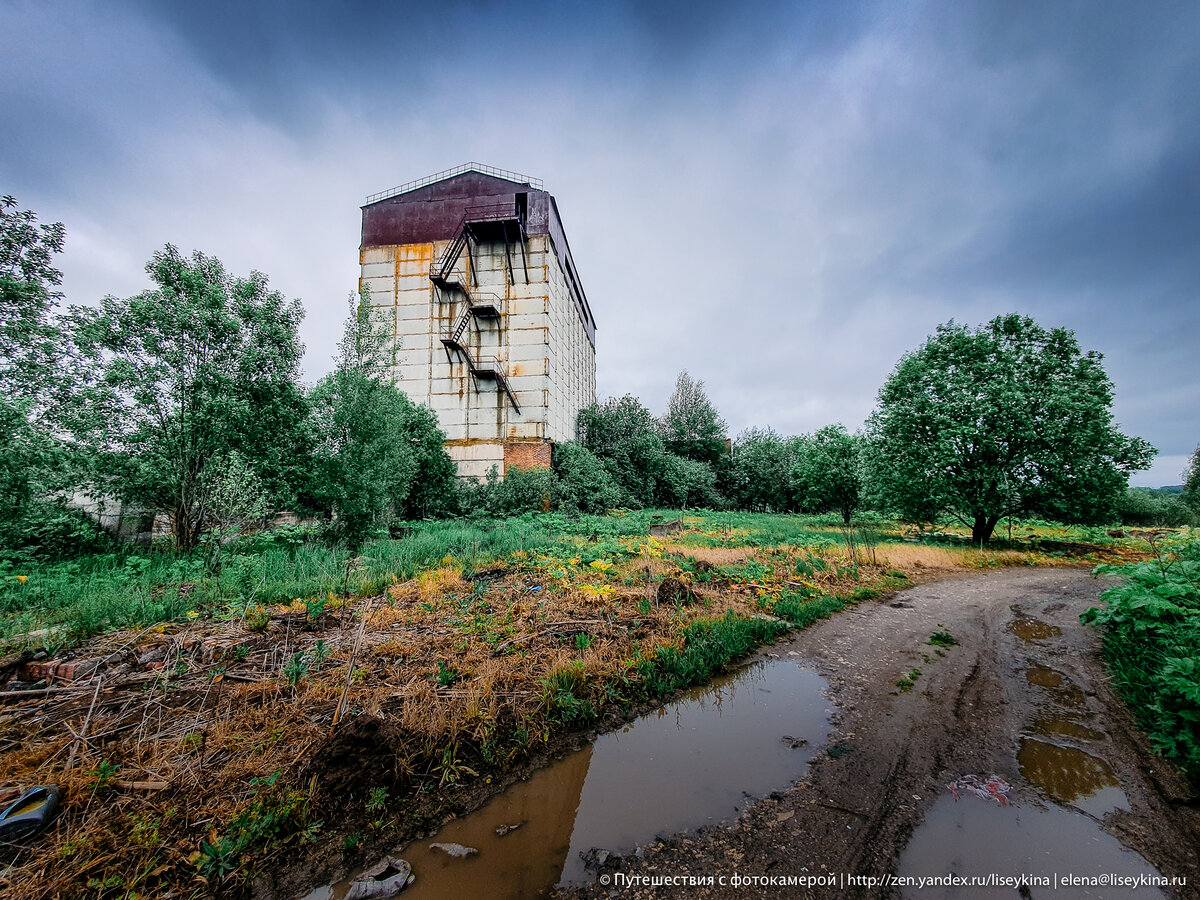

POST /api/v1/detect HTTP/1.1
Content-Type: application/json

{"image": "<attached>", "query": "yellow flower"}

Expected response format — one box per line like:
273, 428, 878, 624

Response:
16, 575, 28, 583
568, 557, 581, 566
186, 610, 200, 619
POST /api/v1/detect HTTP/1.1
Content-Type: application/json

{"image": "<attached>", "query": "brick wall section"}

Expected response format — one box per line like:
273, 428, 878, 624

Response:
503, 440, 552, 475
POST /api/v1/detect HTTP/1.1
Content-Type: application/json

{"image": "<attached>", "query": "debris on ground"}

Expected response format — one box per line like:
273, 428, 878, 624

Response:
947, 774, 1011, 806
495, 822, 522, 837
0, 784, 60, 843
429, 842, 477, 858
345, 856, 413, 900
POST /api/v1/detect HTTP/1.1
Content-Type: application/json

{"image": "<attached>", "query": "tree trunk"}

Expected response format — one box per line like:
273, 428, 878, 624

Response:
971, 514, 1000, 544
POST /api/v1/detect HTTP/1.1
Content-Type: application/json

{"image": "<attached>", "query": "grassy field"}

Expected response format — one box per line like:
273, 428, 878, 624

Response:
0, 512, 1164, 898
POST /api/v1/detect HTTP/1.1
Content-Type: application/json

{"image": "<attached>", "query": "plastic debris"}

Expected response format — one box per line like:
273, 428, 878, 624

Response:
429, 842, 477, 858
345, 856, 412, 900
0, 785, 60, 843
947, 774, 1011, 806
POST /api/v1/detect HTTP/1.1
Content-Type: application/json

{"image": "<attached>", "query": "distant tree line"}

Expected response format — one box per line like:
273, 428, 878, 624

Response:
1, 196, 1191, 563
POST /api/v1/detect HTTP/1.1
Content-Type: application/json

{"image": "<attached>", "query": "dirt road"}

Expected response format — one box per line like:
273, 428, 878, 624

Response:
564, 569, 1200, 898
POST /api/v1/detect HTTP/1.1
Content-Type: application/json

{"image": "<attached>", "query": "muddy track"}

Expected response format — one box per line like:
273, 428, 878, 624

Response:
563, 569, 1200, 899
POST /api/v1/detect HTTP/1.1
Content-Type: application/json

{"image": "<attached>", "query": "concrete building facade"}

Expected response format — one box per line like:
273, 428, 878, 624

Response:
359, 164, 597, 479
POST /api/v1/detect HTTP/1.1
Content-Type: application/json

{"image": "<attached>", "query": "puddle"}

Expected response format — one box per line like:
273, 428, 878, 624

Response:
1024, 666, 1088, 709
1030, 714, 1105, 742
1018, 739, 1128, 816
899, 793, 1164, 898
306, 660, 829, 900
1009, 617, 1062, 642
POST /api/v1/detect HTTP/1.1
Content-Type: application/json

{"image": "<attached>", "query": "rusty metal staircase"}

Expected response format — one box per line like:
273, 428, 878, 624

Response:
430, 201, 529, 288
432, 202, 523, 413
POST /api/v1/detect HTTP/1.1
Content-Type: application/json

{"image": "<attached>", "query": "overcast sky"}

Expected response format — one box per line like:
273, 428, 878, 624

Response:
3, 0, 1197, 486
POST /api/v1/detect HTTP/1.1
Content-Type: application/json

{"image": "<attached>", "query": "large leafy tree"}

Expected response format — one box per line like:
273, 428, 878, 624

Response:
867, 314, 1155, 543
305, 291, 454, 547
65, 246, 307, 549
792, 424, 865, 525
660, 370, 728, 466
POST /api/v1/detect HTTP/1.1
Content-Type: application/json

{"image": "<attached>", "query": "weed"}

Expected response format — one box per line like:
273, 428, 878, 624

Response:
574, 633, 592, 652
928, 631, 957, 647
88, 760, 118, 795
310, 639, 331, 672
896, 668, 922, 691
433, 660, 459, 688
283, 653, 308, 687
365, 787, 389, 813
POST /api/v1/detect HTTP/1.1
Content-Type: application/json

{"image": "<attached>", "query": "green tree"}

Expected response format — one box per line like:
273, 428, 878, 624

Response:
305, 291, 453, 547
65, 246, 306, 549
660, 370, 728, 466
792, 424, 865, 525
0, 197, 101, 558
867, 314, 1155, 543
1, 195, 65, 405
1184, 446, 1200, 512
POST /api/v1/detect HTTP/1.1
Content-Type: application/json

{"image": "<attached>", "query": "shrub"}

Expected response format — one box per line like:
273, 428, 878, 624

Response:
1084, 536, 1200, 781
552, 442, 626, 513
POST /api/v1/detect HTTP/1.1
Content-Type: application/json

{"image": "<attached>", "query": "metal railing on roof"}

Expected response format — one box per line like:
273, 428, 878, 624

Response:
365, 163, 543, 204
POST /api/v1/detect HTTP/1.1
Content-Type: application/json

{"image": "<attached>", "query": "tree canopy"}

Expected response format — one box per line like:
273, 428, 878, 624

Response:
792, 424, 865, 525
866, 314, 1155, 542
304, 292, 454, 547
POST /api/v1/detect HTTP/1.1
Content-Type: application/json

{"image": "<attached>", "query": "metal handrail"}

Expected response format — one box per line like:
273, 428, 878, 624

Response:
366, 163, 542, 204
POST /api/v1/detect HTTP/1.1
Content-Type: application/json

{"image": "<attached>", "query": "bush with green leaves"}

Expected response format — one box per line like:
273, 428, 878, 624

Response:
1084, 536, 1200, 781
1118, 488, 1196, 528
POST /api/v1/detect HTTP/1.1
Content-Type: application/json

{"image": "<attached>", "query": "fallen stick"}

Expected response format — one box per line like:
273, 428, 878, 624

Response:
113, 779, 170, 792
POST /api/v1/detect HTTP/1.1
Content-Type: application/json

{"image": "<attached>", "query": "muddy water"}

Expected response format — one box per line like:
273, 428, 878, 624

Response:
1018, 739, 1128, 817
1008, 617, 1063, 642
306, 660, 829, 900
898, 795, 1164, 898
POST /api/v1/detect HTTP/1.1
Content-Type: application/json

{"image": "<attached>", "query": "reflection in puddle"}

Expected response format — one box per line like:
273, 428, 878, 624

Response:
306, 661, 829, 900
899, 794, 1163, 899
1018, 739, 1128, 816
1009, 617, 1062, 642
1024, 667, 1088, 709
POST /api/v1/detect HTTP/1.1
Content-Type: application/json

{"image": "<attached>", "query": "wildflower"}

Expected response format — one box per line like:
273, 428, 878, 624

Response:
16, 575, 28, 583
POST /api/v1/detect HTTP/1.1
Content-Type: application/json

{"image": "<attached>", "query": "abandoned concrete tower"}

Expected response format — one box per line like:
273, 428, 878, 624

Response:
359, 163, 597, 479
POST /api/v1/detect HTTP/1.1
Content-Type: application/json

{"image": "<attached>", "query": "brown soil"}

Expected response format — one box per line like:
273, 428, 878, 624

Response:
560, 569, 1200, 899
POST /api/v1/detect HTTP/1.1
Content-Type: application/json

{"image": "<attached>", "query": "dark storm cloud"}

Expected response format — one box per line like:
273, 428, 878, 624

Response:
2, 0, 1197, 486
